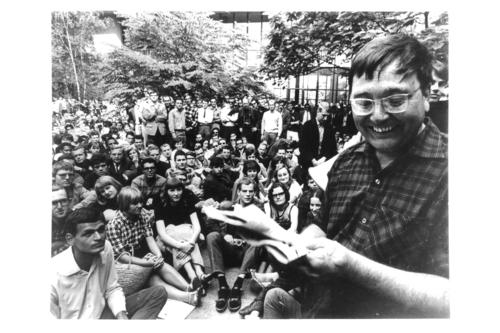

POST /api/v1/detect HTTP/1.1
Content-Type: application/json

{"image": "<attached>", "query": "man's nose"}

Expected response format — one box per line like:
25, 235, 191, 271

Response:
370, 100, 390, 121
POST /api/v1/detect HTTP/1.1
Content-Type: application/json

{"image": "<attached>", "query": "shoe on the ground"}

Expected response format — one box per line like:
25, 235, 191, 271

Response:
228, 283, 243, 312
215, 286, 229, 312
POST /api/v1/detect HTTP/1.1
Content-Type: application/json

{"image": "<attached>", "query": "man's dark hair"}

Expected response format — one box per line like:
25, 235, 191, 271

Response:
64, 207, 105, 236
268, 182, 291, 207
90, 153, 108, 167
134, 134, 143, 140
126, 131, 135, 138
57, 153, 75, 162
348, 34, 434, 95
210, 156, 224, 168
174, 150, 186, 160
243, 160, 260, 175
140, 157, 157, 168
57, 142, 73, 152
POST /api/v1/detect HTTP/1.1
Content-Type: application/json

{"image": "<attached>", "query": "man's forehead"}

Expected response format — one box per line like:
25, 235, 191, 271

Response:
52, 189, 68, 201
77, 221, 104, 233
351, 62, 419, 95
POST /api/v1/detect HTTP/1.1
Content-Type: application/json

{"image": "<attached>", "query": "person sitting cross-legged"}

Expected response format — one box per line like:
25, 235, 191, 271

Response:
50, 207, 168, 319
203, 177, 263, 313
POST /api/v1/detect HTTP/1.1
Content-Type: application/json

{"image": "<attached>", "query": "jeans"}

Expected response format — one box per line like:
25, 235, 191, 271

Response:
262, 131, 278, 146
263, 288, 302, 319
100, 285, 168, 319
206, 231, 257, 274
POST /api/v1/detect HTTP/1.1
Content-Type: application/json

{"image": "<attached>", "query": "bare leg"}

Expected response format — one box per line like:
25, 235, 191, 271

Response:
157, 262, 190, 290
148, 275, 199, 306
193, 264, 205, 278
258, 261, 268, 273
183, 262, 197, 282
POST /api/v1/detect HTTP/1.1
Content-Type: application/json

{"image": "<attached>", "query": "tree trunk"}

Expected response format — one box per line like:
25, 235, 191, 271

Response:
62, 13, 81, 102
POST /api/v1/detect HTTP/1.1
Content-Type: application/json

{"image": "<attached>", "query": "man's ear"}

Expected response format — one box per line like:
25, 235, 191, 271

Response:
65, 233, 74, 246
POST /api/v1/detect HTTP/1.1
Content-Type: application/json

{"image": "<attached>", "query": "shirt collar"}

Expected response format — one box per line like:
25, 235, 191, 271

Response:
55, 245, 106, 276
353, 118, 447, 159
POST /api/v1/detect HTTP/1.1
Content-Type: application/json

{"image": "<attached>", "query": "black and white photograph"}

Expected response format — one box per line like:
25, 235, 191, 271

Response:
47, 10, 453, 320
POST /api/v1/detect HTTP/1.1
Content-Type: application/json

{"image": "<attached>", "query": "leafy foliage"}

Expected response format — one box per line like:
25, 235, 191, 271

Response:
97, 12, 270, 101
52, 12, 113, 100
261, 11, 449, 83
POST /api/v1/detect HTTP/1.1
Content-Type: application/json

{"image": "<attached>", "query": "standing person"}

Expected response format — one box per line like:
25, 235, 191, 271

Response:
298, 104, 337, 170
220, 96, 239, 141
197, 99, 213, 140
210, 98, 222, 132
168, 99, 187, 146
261, 100, 282, 146
261, 34, 448, 319
51, 207, 168, 319
138, 88, 169, 147
238, 97, 259, 146
184, 95, 199, 149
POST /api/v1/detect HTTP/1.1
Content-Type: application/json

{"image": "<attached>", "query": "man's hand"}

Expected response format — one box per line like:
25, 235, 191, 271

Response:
223, 234, 234, 244
251, 127, 257, 132
299, 237, 349, 278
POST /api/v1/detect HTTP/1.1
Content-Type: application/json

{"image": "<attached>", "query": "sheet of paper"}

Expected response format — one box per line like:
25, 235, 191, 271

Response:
157, 299, 195, 319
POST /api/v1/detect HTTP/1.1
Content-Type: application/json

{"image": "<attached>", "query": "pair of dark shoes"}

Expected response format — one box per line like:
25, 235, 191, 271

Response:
216, 273, 250, 312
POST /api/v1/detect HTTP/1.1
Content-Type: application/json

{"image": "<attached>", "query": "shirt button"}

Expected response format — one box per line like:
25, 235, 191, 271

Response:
361, 218, 367, 224
374, 179, 381, 185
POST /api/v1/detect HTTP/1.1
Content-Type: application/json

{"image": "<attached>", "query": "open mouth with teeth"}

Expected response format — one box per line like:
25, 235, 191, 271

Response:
369, 125, 396, 134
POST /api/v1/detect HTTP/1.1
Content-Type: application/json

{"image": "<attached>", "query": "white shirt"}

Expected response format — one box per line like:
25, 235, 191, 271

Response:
261, 111, 283, 135
198, 107, 214, 124
50, 241, 126, 319
220, 104, 238, 126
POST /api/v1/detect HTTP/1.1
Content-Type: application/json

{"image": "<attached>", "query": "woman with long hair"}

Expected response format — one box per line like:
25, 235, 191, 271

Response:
269, 165, 302, 205
106, 186, 201, 306
73, 175, 122, 221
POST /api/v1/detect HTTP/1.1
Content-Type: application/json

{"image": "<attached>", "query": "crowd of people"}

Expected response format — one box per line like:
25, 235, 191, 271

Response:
51, 33, 449, 320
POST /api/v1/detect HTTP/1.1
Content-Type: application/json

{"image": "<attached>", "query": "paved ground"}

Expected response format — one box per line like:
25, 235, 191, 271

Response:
186, 243, 259, 319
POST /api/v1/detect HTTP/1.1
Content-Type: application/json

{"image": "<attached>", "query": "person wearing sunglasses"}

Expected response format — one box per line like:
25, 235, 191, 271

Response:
262, 34, 448, 319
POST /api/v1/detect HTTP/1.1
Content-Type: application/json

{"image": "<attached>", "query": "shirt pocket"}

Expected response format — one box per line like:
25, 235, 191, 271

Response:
366, 205, 430, 270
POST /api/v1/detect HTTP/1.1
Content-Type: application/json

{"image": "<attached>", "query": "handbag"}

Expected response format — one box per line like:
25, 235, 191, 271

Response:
114, 251, 154, 296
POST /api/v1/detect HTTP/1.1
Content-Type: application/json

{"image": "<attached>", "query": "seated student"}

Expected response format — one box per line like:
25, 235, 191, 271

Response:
264, 183, 299, 233
73, 175, 122, 222
146, 144, 169, 178
159, 143, 172, 166
204, 177, 262, 313
126, 146, 141, 172
131, 157, 166, 211
166, 150, 195, 183
268, 165, 302, 205
52, 185, 71, 256
242, 145, 268, 182
218, 144, 241, 174
106, 187, 202, 306
296, 176, 321, 229
83, 153, 110, 190
170, 137, 189, 168
53, 161, 90, 210
109, 146, 138, 186
155, 177, 212, 294
203, 157, 236, 203
53, 142, 74, 161
300, 189, 323, 233
72, 144, 91, 179
51, 207, 168, 319
231, 160, 267, 203
185, 175, 204, 199
87, 141, 103, 160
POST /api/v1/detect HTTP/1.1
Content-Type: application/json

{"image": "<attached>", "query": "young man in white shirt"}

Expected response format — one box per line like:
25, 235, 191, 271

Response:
261, 99, 282, 146
50, 207, 168, 319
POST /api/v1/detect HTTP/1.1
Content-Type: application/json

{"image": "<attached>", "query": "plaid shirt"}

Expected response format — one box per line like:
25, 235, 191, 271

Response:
105, 209, 155, 258
184, 105, 198, 129
131, 174, 166, 201
322, 118, 448, 277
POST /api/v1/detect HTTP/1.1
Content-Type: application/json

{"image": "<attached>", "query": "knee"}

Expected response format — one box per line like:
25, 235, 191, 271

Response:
206, 232, 222, 246
264, 288, 286, 307
149, 285, 169, 302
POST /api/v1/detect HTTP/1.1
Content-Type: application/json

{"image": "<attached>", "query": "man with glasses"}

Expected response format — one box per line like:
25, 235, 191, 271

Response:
263, 34, 448, 318
131, 157, 166, 211
53, 161, 90, 210
52, 186, 71, 256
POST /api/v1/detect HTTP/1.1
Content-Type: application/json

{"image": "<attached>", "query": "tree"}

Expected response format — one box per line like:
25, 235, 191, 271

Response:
261, 11, 448, 84
52, 12, 112, 101
97, 12, 270, 102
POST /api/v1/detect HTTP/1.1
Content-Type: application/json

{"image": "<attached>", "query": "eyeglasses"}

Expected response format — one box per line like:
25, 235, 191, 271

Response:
272, 192, 285, 198
350, 87, 420, 116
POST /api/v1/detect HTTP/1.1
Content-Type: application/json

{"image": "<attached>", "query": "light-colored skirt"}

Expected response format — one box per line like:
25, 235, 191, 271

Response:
157, 223, 204, 271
